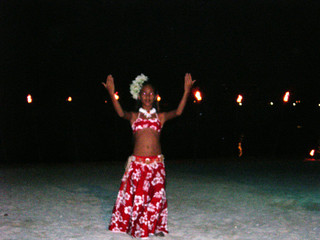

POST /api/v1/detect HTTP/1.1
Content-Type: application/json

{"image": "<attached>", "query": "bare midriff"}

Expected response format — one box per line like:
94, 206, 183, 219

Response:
132, 129, 161, 156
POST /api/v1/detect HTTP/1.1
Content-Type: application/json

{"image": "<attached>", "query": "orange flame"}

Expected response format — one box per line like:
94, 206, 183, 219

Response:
237, 95, 243, 103
283, 91, 290, 102
238, 142, 243, 157
310, 149, 315, 157
114, 92, 119, 100
194, 90, 202, 101
27, 94, 32, 103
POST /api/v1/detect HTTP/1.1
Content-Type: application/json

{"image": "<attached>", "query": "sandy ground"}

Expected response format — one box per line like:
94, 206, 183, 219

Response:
1, 159, 320, 240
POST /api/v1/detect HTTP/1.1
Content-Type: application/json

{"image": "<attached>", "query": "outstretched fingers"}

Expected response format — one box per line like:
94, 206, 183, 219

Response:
102, 74, 115, 93
184, 73, 196, 92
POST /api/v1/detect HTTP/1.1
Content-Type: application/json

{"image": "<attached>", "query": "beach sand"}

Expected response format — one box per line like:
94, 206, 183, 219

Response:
1, 158, 319, 239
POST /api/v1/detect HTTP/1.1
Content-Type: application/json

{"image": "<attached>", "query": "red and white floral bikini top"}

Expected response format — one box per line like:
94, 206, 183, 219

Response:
132, 108, 162, 133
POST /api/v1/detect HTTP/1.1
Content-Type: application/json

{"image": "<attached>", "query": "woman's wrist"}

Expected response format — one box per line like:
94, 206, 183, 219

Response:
184, 89, 191, 95
108, 89, 115, 96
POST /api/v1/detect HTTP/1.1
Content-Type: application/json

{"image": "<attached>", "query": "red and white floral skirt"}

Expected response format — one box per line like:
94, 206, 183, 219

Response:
109, 155, 168, 238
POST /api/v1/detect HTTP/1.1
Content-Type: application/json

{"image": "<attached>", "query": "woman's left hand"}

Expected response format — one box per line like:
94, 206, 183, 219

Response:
184, 73, 196, 93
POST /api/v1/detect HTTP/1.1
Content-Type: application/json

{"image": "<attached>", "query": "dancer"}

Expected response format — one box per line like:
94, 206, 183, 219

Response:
102, 73, 195, 238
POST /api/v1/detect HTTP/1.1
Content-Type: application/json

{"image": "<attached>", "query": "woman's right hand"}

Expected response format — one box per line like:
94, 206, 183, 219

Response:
102, 74, 115, 94
184, 73, 196, 93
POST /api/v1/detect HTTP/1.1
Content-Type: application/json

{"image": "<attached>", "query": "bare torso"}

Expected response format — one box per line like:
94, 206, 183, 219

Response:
131, 112, 164, 156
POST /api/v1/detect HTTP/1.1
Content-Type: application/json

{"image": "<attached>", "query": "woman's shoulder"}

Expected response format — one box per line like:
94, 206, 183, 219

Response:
157, 112, 166, 124
132, 111, 138, 117
129, 111, 139, 122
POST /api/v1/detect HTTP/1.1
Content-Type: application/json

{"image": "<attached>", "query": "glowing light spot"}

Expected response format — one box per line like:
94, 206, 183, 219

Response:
157, 95, 161, 102
236, 95, 243, 104
194, 90, 202, 102
238, 142, 243, 157
310, 149, 315, 157
283, 91, 290, 102
269, 102, 274, 106
67, 96, 72, 102
114, 92, 119, 100
27, 94, 33, 103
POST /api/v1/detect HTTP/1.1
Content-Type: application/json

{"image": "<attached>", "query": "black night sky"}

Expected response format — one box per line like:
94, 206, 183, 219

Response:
1, 0, 320, 163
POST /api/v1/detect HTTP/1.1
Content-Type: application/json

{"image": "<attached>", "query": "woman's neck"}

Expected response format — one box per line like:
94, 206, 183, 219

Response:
139, 107, 156, 118
141, 106, 153, 111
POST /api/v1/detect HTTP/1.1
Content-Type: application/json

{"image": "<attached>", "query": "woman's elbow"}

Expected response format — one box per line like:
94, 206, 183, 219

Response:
175, 110, 183, 116
117, 111, 125, 118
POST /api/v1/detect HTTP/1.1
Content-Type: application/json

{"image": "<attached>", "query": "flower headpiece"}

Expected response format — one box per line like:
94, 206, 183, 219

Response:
130, 73, 148, 100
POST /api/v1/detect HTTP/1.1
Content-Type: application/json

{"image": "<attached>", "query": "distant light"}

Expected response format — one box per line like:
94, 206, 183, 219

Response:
283, 91, 290, 102
236, 94, 243, 104
293, 103, 296, 106
296, 100, 301, 104
194, 90, 202, 102
27, 94, 33, 104
114, 92, 119, 100
67, 96, 72, 102
157, 95, 161, 102
310, 149, 315, 157
104, 100, 108, 104
318, 103, 320, 107
238, 142, 243, 157
269, 102, 274, 106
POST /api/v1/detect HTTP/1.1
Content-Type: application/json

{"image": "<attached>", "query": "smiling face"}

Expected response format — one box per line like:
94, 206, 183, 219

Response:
138, 84, 156, 110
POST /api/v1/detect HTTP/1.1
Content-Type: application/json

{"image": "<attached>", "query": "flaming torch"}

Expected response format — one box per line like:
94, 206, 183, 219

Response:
114, 92, 119, 100
27, 94, 33, 104
283, 91, 290, 103
194, 90, 202, 102
237, 94, 243, 106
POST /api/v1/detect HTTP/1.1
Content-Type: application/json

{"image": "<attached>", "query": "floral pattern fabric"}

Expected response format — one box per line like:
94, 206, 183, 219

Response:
109, 157, 168, 238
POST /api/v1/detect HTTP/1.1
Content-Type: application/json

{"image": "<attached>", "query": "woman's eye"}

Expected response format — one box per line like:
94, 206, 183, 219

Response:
142, 92, 154, 96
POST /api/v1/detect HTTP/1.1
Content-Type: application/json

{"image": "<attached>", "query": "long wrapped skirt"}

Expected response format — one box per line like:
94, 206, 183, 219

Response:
109, 155, 168, 238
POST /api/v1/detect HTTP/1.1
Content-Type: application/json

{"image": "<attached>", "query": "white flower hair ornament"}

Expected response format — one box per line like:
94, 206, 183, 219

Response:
130, 74, 148, 100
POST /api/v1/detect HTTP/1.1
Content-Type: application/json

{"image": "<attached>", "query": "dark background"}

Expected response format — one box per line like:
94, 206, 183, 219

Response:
1, 0, 319, 163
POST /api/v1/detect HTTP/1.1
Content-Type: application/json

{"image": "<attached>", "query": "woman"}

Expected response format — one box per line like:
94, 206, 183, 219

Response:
102, 73, 195, 238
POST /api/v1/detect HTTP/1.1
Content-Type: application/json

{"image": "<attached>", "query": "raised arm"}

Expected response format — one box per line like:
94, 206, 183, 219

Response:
161, 73, 196, 122
102, 75, 132, 121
